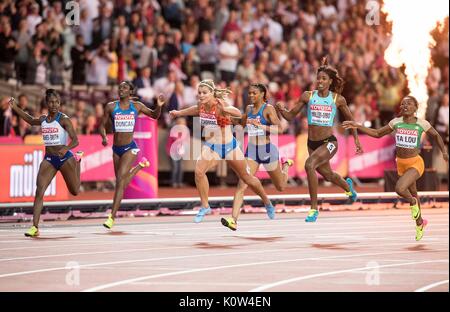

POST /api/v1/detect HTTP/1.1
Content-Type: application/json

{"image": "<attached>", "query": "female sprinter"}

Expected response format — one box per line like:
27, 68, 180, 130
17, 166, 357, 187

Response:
275, 58, 363, 222
221, 83, 293, 231
10, 90, 83, 237
100, 81, 165, 229
343, 95, 448, 240
169, 79, 276, 223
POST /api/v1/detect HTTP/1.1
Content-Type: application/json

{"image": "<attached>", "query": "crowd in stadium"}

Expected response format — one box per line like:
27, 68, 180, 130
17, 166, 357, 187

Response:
0, 0, 448, 146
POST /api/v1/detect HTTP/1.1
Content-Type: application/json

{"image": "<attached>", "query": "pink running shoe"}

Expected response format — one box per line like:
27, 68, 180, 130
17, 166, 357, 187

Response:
74, 151, 84, 162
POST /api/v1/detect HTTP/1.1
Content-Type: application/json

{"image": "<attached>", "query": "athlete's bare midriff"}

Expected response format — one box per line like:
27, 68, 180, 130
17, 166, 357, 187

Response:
45, 146, 69, 156
308, 124, 335, 141
112, 132, 134, 147
203, 125, 234, 145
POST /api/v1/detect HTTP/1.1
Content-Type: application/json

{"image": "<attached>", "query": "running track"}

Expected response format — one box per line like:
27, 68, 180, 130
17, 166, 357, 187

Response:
0, 208, 447, 292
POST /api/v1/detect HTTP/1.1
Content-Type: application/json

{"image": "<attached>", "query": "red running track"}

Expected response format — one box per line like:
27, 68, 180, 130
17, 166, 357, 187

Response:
0, 208, 447, 292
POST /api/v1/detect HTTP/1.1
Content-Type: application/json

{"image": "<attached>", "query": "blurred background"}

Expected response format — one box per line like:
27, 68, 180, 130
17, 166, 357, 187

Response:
0, 0, 448, 203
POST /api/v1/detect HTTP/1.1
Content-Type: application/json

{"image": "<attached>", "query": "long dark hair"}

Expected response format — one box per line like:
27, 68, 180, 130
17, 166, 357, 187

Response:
317, 57, 344, 94
250, 83, 268, 102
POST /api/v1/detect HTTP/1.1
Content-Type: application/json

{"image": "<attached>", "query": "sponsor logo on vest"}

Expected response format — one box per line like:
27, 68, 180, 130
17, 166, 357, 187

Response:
397, 128, 418, 136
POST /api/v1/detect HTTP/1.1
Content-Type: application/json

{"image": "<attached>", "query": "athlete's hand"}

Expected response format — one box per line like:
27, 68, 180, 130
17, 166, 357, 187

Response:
274, 102, 285, 112
156, 94, 166, 107
342, 121, 359, 129
101, 137, 108, 146
9, 97, 17, 109
58, 146, 69, 157
355, 140, 363, 155
247, 119, 261, 127
169, 110, 180, 119
443, 153, 449, 163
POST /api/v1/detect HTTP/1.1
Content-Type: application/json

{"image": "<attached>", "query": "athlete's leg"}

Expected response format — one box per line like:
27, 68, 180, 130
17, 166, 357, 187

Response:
266, 160, 291, 192
59, 157, 81, 196
304, 142, 338, 211
395, 168, 421, 222
408, 181, 424, 226
315, 162, 349, 192
32, 161, 58, 228
226, 148, 271, 206
110, 151, 138, 219
195, 146, 219, 208
231, 159, 260, 221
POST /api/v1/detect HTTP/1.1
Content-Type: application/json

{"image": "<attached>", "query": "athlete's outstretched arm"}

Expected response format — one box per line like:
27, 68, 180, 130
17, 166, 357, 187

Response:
169, 105, 199, 118
9, 97, 44, 126
219, 100, 242, 118
342, 121, 393, 138
336, 95, 363, 154
99, 102, 114, 146
136, 94, 165, 119
275, 91, 310, 121
58, 115, 79, 156
426, 126, 449, 162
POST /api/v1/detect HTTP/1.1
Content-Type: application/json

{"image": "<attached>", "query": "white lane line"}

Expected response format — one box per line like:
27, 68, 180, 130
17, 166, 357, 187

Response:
130, 281, 260, 286
0, 246, 191, 262
0, 240, 169, 251
0, 247, 317, 278
0, 214, 447, 236
0, 226, 448, 254
248, 260, 449, 292
0, 231, 448, 262
81, 251, 448, 292
415, 280, 449, 292
1, 239, 447, 279
0, 224, 447, 244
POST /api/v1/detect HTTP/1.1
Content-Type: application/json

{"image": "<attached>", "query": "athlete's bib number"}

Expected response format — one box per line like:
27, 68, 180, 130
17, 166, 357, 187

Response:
395, 134, 418, 149
200, 113, 218, 127
310, 105, 332, 126
247, 119, 264, 136
114, 115, 135, 132
42, 127, 62, 145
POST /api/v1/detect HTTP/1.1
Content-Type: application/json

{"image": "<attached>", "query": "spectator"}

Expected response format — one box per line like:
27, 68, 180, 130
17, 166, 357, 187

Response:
13, 19, 31, 83
0, 22, 17, 80
83, 114, 99, 135
86, 41, 113, 86
134, 66, 155, 105
196, 31, 218, 75
182, 48, 201, 80
0, 97, 13, 136
49, 46, 65, 85
434, 94, 449, 144
183, 75, 200, 108
166, 117, 189, 188
218, 31, 239, 84
71, 35, 88, 85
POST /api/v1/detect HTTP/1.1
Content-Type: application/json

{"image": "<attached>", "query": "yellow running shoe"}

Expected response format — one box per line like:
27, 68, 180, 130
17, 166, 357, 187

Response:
221, 217, 237, 231
103, 214, 115, 229
410, 198, 420, 220
281, 157, 294, 167
24, 226, 39, 237
415, 219, 428, 241
138, 157, 150, 168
